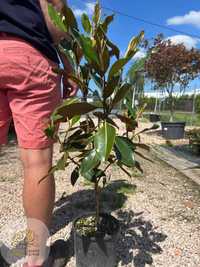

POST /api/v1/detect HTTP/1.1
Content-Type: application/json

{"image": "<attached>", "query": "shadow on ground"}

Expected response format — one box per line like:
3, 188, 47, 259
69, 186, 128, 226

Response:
50, 180, 166, 266
0, 180, 167, 267
116, 210, 167, 267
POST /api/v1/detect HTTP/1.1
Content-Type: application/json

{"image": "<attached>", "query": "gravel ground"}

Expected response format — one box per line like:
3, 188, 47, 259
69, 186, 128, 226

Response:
0, 131, 200, 267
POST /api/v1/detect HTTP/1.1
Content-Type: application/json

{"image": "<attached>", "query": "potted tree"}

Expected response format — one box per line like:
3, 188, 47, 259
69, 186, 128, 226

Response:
145, 35, 200, 139
45, 2, 150, 266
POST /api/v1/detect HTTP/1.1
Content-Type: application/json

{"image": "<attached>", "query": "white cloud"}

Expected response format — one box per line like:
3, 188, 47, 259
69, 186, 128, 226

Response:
72, 2, 95, 17
167, 11, 200, 28
167, 35, 199, 49
133, 50, 146, 60
85, 2, 95, 15
73, 8, 85, 17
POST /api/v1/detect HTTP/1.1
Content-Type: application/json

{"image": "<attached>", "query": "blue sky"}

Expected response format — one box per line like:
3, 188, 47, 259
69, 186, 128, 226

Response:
68, 0, 200, 92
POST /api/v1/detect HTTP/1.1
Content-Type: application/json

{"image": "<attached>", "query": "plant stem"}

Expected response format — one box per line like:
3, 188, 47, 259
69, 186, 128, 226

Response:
68, 156, 80, 167
169, 85, 174, 122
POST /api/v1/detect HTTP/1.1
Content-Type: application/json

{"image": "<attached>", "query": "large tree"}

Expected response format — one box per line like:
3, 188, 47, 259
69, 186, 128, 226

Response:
145, 36, 200, 121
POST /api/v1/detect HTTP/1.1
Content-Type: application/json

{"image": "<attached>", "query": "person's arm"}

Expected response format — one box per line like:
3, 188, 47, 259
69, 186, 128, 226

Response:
39, 0, 68, 45
39, 0, 78, 97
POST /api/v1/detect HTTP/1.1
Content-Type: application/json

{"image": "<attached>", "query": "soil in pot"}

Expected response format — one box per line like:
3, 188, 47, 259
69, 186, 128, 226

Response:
73, 213, 120, 267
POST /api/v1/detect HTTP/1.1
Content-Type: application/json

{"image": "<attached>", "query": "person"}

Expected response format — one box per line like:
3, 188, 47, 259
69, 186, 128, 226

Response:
0, 0, 78, 266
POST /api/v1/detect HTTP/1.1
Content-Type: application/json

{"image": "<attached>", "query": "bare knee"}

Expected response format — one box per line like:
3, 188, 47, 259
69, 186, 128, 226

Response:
19, 146, 53, 172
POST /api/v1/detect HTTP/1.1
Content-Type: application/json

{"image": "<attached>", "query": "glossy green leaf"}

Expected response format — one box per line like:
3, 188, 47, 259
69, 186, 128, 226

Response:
50, 113, 64, 123
79, 35, 99, 64
48, 4, 67, 32
125, 98, 136, 119
93, 2, 101, 25
108, 58, 129, 81
101, 15, 114, 33
125, 31, 145, 58
112, 83, 132, 106
116, 114, 138, 130
115, 136, 135, 167
73, 42, 83, 65
107, 38, 120, 59
56, 153, 69, 171
101, 45, 110, 73
68, 74, 85, 90
81, 13, 92, 34
44, 124, 56, 138
71, 115, 81, 126
56, 102, 97, 119
94, 122, 116, 162
98, 25, 120, 59
103, 75, 120, 99
62, 5, 78, 29
80, 150, 100, 177
39, 154, 68, 183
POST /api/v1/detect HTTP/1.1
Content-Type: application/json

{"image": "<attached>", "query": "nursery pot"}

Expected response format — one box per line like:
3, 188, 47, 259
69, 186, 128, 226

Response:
161, 122, 186, 139
73, 213, 120, 267
149, 113, 161, 123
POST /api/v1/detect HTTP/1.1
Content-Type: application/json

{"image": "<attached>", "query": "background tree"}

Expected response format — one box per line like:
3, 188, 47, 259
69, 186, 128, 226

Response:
145, 35, 200, 121
126, 57, 146, 108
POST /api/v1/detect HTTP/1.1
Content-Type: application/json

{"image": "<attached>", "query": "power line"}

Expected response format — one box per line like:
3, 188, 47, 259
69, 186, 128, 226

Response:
77, 0, 200, 40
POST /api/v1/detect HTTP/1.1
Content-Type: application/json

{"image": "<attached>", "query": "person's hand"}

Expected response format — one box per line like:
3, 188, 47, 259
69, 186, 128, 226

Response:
62, 75, 78, 98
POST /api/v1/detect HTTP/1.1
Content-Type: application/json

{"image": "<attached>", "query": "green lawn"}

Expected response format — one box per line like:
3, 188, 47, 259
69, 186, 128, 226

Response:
143, 111, 200, 126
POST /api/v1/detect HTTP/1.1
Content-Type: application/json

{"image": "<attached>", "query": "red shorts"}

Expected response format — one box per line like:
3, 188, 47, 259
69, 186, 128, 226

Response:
0, 33, 61, 149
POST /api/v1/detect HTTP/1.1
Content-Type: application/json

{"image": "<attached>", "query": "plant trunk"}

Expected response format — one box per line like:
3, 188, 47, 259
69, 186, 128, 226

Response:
154, 95, 158, 113
169, 91, 174, 122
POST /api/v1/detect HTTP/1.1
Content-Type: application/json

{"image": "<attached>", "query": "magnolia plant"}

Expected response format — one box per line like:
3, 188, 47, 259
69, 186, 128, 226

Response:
45, 2, 148, 228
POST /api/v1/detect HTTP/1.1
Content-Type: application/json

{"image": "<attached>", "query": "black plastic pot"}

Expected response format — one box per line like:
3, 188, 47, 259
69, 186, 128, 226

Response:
73, 213, 120, 267
161, 122, 186, 139
149, 113, 161, 122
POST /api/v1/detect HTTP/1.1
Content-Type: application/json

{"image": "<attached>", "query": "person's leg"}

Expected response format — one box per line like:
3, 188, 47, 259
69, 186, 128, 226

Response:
20, 146, 55, 226
19, 146, 55, 266
0, 35, 61, 266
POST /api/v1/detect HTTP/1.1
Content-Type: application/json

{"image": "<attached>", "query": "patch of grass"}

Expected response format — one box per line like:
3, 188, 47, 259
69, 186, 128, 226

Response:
143, 112, 200, 126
